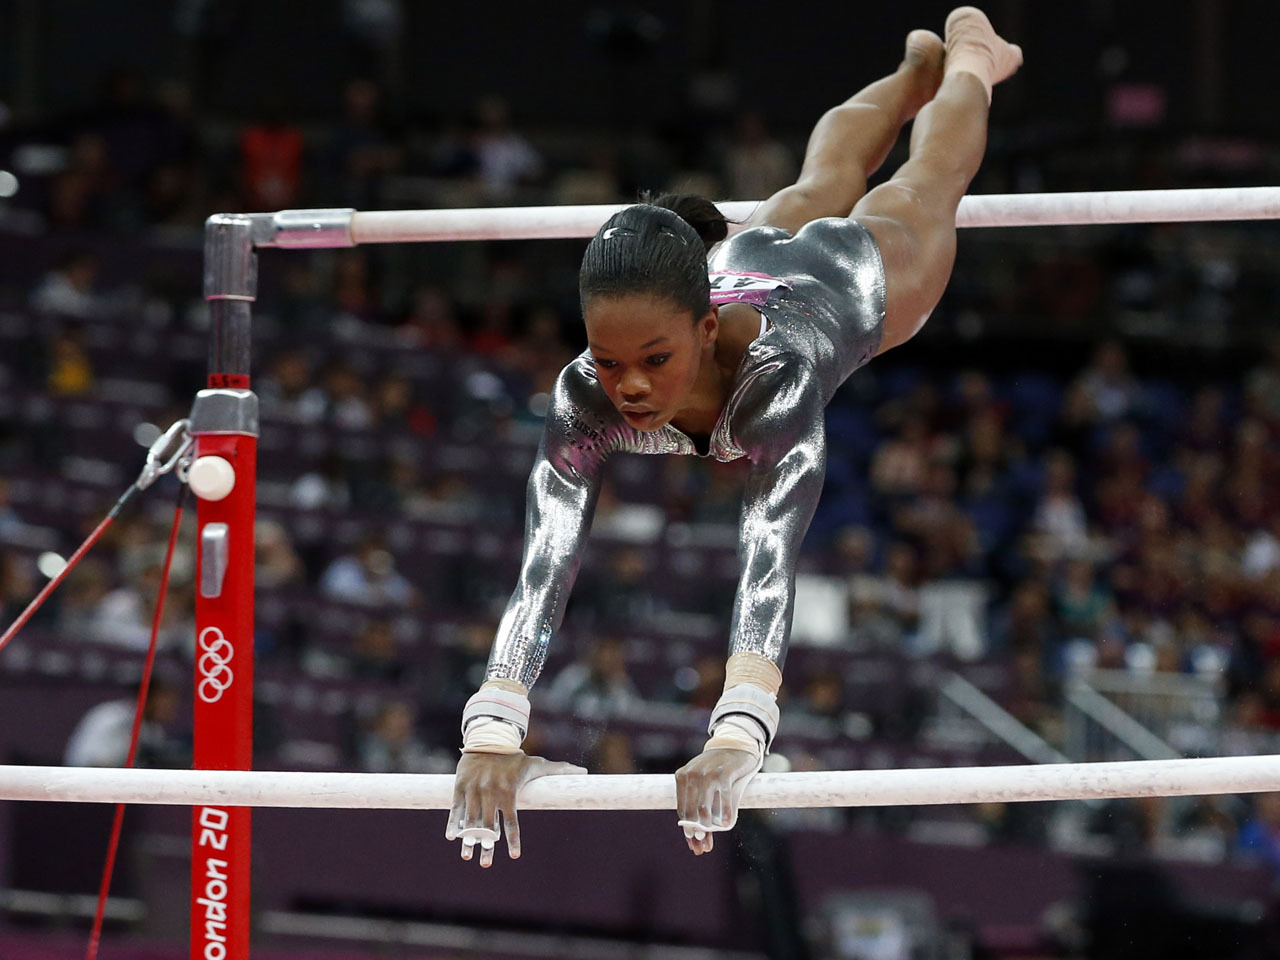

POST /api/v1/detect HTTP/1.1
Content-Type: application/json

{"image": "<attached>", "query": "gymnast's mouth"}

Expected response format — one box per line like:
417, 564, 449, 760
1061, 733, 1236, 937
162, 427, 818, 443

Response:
621, 409, 657, 427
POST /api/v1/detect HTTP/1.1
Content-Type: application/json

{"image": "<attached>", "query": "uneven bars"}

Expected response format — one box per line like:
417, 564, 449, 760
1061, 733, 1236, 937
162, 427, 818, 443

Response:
4, 756, 1280, 811
329, 187, 1280, 246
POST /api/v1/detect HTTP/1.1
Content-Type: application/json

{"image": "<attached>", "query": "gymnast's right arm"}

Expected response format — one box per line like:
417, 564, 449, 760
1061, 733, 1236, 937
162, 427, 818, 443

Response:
445, 361, 608, 867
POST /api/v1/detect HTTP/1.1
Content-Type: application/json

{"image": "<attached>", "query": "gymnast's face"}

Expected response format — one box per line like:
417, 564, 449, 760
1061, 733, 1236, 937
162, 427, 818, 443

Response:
584, 294, 716, 432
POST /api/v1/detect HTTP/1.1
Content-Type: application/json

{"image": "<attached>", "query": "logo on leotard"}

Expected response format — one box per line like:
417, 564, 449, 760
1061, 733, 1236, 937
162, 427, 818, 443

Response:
708, 271, 791, 306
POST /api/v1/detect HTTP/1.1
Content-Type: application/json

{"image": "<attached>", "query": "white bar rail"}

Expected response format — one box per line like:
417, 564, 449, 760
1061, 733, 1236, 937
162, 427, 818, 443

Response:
4, 755, 1280, 811
340, 187, 1280, 245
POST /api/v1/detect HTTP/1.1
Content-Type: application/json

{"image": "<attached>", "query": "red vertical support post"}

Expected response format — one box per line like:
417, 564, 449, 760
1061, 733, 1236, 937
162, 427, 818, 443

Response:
191, 215, 259, 960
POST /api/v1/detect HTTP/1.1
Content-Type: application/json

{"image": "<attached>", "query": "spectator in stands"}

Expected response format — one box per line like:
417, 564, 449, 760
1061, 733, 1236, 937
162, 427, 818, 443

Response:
957, 407, 1008, 479
405, 470, 485, 525
255, 519, 305, 590
544, 636, 640, 715
328, 78, 402, 207
321, 361, 375, 430
509, 307, 574, 397
0, 550, 36, 628
0, 479, 22, 539
893, 461, 982, 579
1049, 382, 1097, 463
870, 415, 934, 497
1243, 514, 1280, 580
1176, 385, 1228, 458
992, 579, 1056, 658
349, 618, 404, 682
46, 133, 114, 228
590, 731, 637, 774
330, 250, 382, 328
467, 299, 516, 358
951, 368, 1005, 429
64, 677, 184, 768
142, 80, 201, 226
30, 251, 108, 319
470, 95, 544, 201
55, 557, 112, 639
574, 546, 662, 623
663, 655, 726, 710
89, 563, 193, 652
1088, 794, 1167, 855
1221, 692, 1276, 756
1244, 336, 1280, 426
1174, 796, 1243, 860
1053, 559, 1114, 641
44, 327, 95, 397
1030, 450, 1090, 562
431, 618, 499, 711
1255, 659, 1280, 731
397, 285, 464, 352
832, 525, 876, 577
1237, 792, 1280, 880
291, 453, 353, 512
852, 541, 921, 647
258, 350, 327, 424
358, 701, 443, 774
689, 461, 749, 527
370, 375, 432, 435
1006, 643, 1054, 733
239, 100, 305, 210
319, 535, 417, 607
973, 800, 1048, 846
791, 670, 846, 724
723, 112, 796, 202
1074, 340, 1140, 423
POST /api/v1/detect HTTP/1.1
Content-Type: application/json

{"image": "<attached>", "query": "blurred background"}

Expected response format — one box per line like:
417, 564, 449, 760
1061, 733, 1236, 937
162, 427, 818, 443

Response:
1, 0, 1280, 958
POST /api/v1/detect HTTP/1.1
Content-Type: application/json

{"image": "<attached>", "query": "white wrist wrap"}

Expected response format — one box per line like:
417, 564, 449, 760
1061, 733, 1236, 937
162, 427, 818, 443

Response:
705, 715, 767, 759
462, 717, 524, 755
708, 683, 780, 751
461, 688, 531, 753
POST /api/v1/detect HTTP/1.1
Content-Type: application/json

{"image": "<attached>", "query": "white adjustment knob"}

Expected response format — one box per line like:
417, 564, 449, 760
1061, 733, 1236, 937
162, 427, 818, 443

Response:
189, 455, 236, 502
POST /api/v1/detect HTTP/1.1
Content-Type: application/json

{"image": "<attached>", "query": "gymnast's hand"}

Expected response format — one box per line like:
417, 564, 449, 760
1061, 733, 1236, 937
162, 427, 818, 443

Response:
674, 746, 763, 855
446, 751, 587, 867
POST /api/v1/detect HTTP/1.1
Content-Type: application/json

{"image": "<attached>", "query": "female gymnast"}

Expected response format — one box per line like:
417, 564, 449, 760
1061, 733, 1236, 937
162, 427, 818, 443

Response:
446, 6, 1022, 866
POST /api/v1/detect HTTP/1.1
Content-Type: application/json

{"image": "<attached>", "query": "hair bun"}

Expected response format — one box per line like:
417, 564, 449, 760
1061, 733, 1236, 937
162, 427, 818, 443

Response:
641, 191, 729, 251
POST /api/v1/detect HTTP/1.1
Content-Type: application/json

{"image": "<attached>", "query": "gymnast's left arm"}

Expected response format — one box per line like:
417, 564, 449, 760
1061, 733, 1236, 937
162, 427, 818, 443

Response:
675, 359, 827, 854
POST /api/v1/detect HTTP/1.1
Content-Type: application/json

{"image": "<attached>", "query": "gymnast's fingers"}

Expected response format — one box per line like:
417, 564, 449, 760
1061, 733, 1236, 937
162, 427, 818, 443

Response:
445, 793, 464, 841
460, 791, 484, 861
502, 805, 522, 859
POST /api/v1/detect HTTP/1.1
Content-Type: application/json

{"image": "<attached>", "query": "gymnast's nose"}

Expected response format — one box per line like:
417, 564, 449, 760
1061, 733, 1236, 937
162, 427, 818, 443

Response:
619, 369, 650, 402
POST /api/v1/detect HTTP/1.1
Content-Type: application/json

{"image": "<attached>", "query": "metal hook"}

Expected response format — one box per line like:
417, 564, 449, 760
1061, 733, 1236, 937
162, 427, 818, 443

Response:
136, 419, 194, 490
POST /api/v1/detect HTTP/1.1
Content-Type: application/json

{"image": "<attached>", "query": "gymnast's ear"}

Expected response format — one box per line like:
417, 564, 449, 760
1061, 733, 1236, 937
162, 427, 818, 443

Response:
697, 305, 719, 346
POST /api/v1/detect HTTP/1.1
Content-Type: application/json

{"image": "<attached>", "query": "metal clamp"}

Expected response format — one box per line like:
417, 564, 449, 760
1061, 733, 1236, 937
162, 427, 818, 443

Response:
200, 523, 230, 598
136, 419, 194, 491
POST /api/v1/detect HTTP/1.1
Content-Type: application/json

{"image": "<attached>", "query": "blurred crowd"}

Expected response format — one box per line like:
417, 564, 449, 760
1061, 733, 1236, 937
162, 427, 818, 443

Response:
4, 67, 1280, 886
0, 71, 797, 234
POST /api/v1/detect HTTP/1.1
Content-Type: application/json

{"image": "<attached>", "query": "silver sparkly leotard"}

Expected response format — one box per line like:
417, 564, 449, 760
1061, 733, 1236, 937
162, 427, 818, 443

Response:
486, 217, 886, 688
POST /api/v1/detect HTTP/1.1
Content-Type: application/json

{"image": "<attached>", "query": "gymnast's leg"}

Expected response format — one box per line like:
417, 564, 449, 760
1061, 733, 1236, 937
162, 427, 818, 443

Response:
853, 6, 1022, 354
747, 30, 946, 235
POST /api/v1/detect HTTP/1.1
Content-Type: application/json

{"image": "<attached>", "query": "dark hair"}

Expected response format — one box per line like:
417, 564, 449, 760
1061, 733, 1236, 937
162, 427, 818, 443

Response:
579, 192, 730, 318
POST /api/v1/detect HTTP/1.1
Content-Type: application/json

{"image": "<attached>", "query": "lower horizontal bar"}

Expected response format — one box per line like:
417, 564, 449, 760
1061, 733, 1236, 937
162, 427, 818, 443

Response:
3, 756, 1279, 811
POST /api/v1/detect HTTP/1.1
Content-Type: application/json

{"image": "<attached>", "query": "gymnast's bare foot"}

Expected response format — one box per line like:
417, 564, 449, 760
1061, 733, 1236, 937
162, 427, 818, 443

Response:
901, 29, 945, 118
944, 6, 1023, 102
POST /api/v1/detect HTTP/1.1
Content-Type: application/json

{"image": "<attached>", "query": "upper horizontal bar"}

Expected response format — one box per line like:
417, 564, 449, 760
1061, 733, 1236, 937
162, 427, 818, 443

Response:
5, 755, 1280, 810
243, 187, 1280, 249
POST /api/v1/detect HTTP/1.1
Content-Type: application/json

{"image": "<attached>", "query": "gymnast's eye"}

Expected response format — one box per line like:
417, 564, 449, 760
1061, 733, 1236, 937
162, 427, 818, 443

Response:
593, 357, 618, 370
647, 354, 671, 367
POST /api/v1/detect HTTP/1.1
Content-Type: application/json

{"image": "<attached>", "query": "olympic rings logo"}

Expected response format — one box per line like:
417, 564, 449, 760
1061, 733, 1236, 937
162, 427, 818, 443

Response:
197, 627, 235, 704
